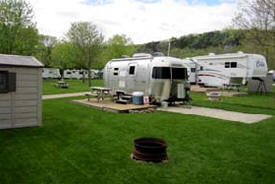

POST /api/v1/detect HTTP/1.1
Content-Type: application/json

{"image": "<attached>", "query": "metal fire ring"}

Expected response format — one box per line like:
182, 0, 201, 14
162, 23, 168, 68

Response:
132, 137, 168, 163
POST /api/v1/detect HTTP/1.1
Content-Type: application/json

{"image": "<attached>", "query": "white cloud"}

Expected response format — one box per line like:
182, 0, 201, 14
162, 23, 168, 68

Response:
28, 0, 236, 44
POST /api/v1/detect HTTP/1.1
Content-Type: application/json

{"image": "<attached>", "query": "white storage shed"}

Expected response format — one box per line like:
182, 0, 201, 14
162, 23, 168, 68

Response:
0, 54, 44, 129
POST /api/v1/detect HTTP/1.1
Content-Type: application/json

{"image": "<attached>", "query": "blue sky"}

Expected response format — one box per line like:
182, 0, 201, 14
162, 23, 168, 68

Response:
85, 0, 234, 6
189, 0, 220, 5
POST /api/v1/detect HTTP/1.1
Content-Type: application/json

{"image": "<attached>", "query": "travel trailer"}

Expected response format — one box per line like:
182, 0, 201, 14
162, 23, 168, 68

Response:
268, 70, 275, 81
64, 69, 98, 79
92, 69, 103, 79
103, 53, 191, 103
42, 68, 61, 79
191, 52, 268, 87
64, 69, 85, 79
181, 59, 197, 84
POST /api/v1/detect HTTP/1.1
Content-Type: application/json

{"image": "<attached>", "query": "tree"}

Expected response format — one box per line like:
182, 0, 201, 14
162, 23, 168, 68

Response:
233, 0, 275, 69
67, 22, 104, 87
38, 35, 57, 66
0, 0, 39, 55
51, 42, 78, 79
12, 26, 40, 55
105, 34, 136, 60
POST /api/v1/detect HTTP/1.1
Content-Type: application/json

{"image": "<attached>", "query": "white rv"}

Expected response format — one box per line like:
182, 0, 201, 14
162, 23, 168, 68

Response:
64, 69, 86, 79
268, 70, 275, 81
181, 59, 197, 84
42, 68, 61, 79
191, 52, 268, 87
64, 69, 97, 79
64, 69, 81, 79
104, 53, 191, 103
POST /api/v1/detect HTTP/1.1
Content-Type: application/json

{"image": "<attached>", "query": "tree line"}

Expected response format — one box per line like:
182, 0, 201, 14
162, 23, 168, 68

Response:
0, 0, 137, 86
137, 29, 245, 59
0, 0, 274, 83
138, 0, 275, 69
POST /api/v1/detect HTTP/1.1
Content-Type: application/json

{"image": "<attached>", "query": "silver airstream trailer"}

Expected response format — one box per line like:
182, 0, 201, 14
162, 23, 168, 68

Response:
103, 53, 191, 103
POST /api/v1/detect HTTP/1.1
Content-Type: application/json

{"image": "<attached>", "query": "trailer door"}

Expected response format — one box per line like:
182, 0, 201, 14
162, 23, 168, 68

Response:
127, 63, 137, 92
171, 67, 188, 99
110, 66, 119, 90
135, 62, 149, 92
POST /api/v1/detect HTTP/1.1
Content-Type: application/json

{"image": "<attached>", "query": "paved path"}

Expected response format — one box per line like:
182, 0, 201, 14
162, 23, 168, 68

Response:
43, 92, 88, 100
158, 106, 272, 124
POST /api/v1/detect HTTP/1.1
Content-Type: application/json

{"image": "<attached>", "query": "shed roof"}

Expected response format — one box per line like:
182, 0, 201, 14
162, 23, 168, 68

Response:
0, 54, 44, 68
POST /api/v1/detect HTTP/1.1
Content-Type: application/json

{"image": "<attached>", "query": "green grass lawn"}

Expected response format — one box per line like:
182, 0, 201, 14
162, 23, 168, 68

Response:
0, 97, 275, 184
43, 79, 104, 95
1, 83, 275, 183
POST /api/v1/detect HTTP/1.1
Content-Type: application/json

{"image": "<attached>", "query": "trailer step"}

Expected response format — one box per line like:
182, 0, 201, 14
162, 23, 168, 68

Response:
116, 99, 128, 104
121, 95, 132, 100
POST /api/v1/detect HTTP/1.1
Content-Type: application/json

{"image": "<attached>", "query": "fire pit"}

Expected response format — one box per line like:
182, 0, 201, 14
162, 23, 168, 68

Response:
131, 137, 168, 162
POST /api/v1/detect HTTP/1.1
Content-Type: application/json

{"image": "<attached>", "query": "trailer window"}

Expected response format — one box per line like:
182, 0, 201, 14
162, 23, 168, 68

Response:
225, 62, 230, 68
231, 62, 237, 68
191, 68, 196, 73
172, 68, 188, 79
225, 62, 237, 68
0, 71, 8, 93
129, 66, 135, 75
152, 67, 171, 79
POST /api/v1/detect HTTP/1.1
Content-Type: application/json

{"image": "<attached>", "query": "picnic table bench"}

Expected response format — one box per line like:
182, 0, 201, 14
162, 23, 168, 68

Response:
86, 87, 112, 102
206, 91, 221, 101
223, 83, 241, 91
55, 80, 69, 88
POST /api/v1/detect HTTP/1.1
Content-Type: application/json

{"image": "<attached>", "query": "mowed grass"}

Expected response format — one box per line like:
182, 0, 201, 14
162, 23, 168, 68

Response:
43, 79, 104, 95
0, 97, 275, 184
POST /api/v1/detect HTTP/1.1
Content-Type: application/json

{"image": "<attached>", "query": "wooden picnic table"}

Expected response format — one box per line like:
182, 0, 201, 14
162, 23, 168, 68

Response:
55, 80, 69, 88
223, 83, 241, 92
90, 87, 112, 102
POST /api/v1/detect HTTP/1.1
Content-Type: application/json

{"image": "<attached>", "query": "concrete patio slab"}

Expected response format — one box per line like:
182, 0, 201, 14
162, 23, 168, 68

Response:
158, 106, 272, 124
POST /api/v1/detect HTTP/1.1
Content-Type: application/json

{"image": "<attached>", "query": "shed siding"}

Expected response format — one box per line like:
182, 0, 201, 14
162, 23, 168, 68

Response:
0, 93, 11, 100
0, 120, 12, 129
0, 107, 11, 114
17, 74, 39, 81
17, 87, 38, 94
18, 81, 38, 87
0, 66, 42, 129
14, 94, 38, 100
0, 113, 10, 120
37, 69, 42, 126
0, 100, 11, 107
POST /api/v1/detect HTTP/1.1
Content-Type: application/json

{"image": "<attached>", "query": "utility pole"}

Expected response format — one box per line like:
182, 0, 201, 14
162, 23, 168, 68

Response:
167, 41, 171, 56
